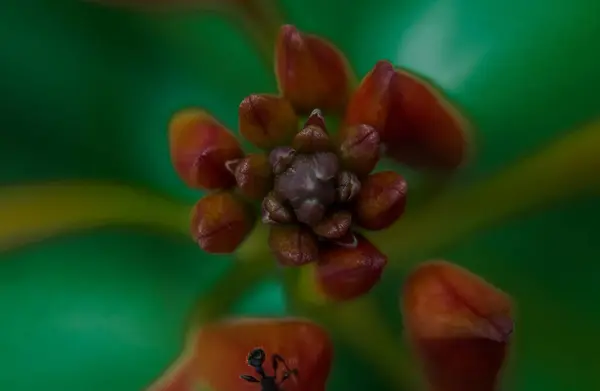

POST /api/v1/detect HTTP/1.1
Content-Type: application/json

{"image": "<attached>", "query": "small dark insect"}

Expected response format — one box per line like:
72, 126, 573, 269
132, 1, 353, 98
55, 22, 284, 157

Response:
240, 348, 298, 391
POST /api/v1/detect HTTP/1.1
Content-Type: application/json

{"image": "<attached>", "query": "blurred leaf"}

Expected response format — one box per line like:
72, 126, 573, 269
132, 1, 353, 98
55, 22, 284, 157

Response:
88, 0, 285, 63
368, 118, 600, 263
0, 181, 190, 252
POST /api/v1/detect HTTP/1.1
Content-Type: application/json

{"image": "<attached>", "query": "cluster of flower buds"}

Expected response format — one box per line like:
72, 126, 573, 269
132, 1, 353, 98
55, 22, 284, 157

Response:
170, 24, 468, 302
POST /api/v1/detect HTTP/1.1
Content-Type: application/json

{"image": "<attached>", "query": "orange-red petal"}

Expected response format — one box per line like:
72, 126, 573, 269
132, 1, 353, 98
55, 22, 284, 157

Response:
315, 233, 387, 301
354, 171, 407, 230
170, 108, 244, 190
231, 153, 273, 200
268, 225, 319, 266
146, 318, 333, 391
402, 261, 513, 391
345, 61, 469, 170
191, 192, 254, 253
239, 94, 299, 149
275, 25, 354, 115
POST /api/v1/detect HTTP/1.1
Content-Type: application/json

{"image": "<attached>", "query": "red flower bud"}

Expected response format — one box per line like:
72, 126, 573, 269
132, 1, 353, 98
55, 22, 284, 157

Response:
169, 108, 243, 190
231, 153, 272, 200
275, 25, 354, 114
146, 318, 333, 391
268, 225, 319, 266
190, 192, 254, 253
239, 94, 298, 149
345, 61, 469, 170
338, 124, 380, 177
354, 171, 407, 230
315, 233, 387, 301
402, 261, 513, 391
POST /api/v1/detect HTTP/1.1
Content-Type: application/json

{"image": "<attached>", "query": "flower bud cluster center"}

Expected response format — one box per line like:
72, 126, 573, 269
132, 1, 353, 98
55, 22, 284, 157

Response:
271, 148, 343, 226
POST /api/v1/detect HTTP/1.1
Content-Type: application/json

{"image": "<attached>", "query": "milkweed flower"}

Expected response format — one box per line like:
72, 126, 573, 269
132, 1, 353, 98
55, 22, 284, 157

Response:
169, 25, 468, 302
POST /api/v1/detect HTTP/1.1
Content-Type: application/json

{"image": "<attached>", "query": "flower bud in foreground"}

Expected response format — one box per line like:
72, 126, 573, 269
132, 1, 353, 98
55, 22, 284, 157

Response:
345, 60, 469, 170
275, 25, 354, 115
170, 108, 244, 189
354, 171, 407, 230
402, 261, 514, 391
268, 225, 319, 266
146, 318, 333, 391
315, 234, 387, 301
190, 192, 254, 253
230, 153, 272, 200
239, 94, 298, 149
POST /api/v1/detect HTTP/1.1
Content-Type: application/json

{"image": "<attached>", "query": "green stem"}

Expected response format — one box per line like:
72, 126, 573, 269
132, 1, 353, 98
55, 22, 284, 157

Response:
367, 118, 600, 265
281, 269, 421, 391
186, 256, 275, 332
0, 181, 190, 253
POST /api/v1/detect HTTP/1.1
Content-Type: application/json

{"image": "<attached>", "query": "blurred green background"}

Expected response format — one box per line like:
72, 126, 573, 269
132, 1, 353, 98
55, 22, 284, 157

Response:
1, 0, 599, 390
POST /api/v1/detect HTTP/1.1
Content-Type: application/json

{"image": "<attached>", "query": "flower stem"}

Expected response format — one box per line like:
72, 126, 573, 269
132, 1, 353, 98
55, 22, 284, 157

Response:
281, 269, 421, 391
367, 118, 600, 264
231, 0, 285, 65
0, 181, 190, 253
186, 257, 275, 332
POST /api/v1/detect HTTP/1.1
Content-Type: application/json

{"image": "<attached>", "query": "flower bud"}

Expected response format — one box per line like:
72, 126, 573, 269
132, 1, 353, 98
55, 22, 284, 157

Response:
402, 261, 513, 391
190, 192, 254, 253
339, 124, 380, 177
148, 318, 333, 391
268, 225, 319, 266
232, 153, 272, 200
293, 125, 332, 153
261, 192, 295, 224
269, 146, 296, 175
304, 108, 327, 129
275, 25, 353, 114
336, 171, 361, 203
344, 60, 469, 170
315, 234, 387, 301
312, 210, 352, 239
239, 94, 298, 149
169, 108, 243, 190
344, 60, 395, 134
354, 171, 407, 230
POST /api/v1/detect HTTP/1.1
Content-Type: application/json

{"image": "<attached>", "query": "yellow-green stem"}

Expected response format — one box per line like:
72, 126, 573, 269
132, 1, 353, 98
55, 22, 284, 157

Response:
282, 269, 420, 391
367, 118, 600, 264
0, 181, 189, 253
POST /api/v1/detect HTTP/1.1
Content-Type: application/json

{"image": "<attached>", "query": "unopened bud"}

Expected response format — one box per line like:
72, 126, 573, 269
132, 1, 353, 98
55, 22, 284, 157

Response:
336, 171, 361, 202
269, 146, 296, 175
